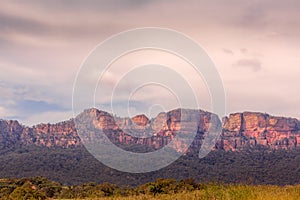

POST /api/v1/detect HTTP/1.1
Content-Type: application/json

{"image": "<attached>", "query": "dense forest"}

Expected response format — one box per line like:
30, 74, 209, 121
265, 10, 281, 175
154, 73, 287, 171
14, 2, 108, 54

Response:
0, 145, 299, 186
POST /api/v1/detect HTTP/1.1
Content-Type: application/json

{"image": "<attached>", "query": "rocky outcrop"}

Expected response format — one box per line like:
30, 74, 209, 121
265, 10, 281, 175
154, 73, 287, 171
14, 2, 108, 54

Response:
0, 109, 299, 152
75, 108, 220, 153
26, 120, 81, 147
217, 112, 300, 151
131, 114, 149, 126
0, 119, 80, 149
0, 120, 23, 148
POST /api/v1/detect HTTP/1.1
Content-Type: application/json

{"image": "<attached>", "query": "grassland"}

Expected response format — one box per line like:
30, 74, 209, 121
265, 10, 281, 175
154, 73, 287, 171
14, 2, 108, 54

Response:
1, 177, 299, 200
58, 184, 300, 200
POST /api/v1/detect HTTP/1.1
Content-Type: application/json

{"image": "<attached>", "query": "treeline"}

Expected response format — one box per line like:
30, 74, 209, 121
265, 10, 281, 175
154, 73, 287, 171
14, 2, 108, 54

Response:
0, 177, 217, 199
1, 177, 300, 200
0, 146, 299, 186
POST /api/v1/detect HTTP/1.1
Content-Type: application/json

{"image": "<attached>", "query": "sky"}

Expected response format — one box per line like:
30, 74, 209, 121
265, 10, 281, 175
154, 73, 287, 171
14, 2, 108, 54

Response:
0, 0, 300, 126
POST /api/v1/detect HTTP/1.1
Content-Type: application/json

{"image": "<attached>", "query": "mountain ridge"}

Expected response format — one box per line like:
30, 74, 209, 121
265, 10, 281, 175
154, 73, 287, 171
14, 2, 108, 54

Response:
1, 108, 300, 185
1, 108, 299, 152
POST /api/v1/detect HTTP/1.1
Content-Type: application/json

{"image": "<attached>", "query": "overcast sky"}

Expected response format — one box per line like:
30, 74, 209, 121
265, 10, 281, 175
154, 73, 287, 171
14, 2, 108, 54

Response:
0, 0, 300, 126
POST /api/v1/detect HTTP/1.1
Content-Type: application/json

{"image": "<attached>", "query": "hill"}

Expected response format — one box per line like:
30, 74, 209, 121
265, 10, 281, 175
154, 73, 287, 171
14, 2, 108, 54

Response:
0, 108, 299, 185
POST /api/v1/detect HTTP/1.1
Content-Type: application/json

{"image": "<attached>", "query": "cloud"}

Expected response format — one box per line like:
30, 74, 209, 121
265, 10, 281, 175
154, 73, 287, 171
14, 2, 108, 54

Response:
23, 110, 73, 126
240, 48, 248, 54
15, 100, 66, 115
0, 0, 153, 42
0, 0, 300, 124
0, 106, 6, 117
11, 0, 153, 12
0, 12, 50, 35
222, 48, 234, 55
233, 58, 262, 72
0, 80, 72, 125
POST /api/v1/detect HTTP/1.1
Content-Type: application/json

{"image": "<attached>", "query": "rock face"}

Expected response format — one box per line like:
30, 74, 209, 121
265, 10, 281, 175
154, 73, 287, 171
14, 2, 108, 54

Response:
131, 114, 149, 126
0, 120, 23, 148
218, 112, 300, 151
0, 119, 80, 149
0, 109, 300, 152
75, 108, 220, 153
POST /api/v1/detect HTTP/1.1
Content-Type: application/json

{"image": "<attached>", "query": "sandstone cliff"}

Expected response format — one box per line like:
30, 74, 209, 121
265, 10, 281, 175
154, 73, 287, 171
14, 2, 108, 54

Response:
0, 109, 299, 152
217, 112, 300, 151
0, 119, 80, 149
74, 108, 220, 153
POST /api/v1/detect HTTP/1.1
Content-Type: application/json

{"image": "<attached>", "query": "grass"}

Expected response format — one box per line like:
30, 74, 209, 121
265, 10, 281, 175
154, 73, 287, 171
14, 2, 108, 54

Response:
56, 184, 300, 200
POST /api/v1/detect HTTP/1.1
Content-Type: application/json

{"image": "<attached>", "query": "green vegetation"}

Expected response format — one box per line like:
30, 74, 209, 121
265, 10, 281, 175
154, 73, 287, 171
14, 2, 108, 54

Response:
0, 177, 299, 200
0, 146, 299, 186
